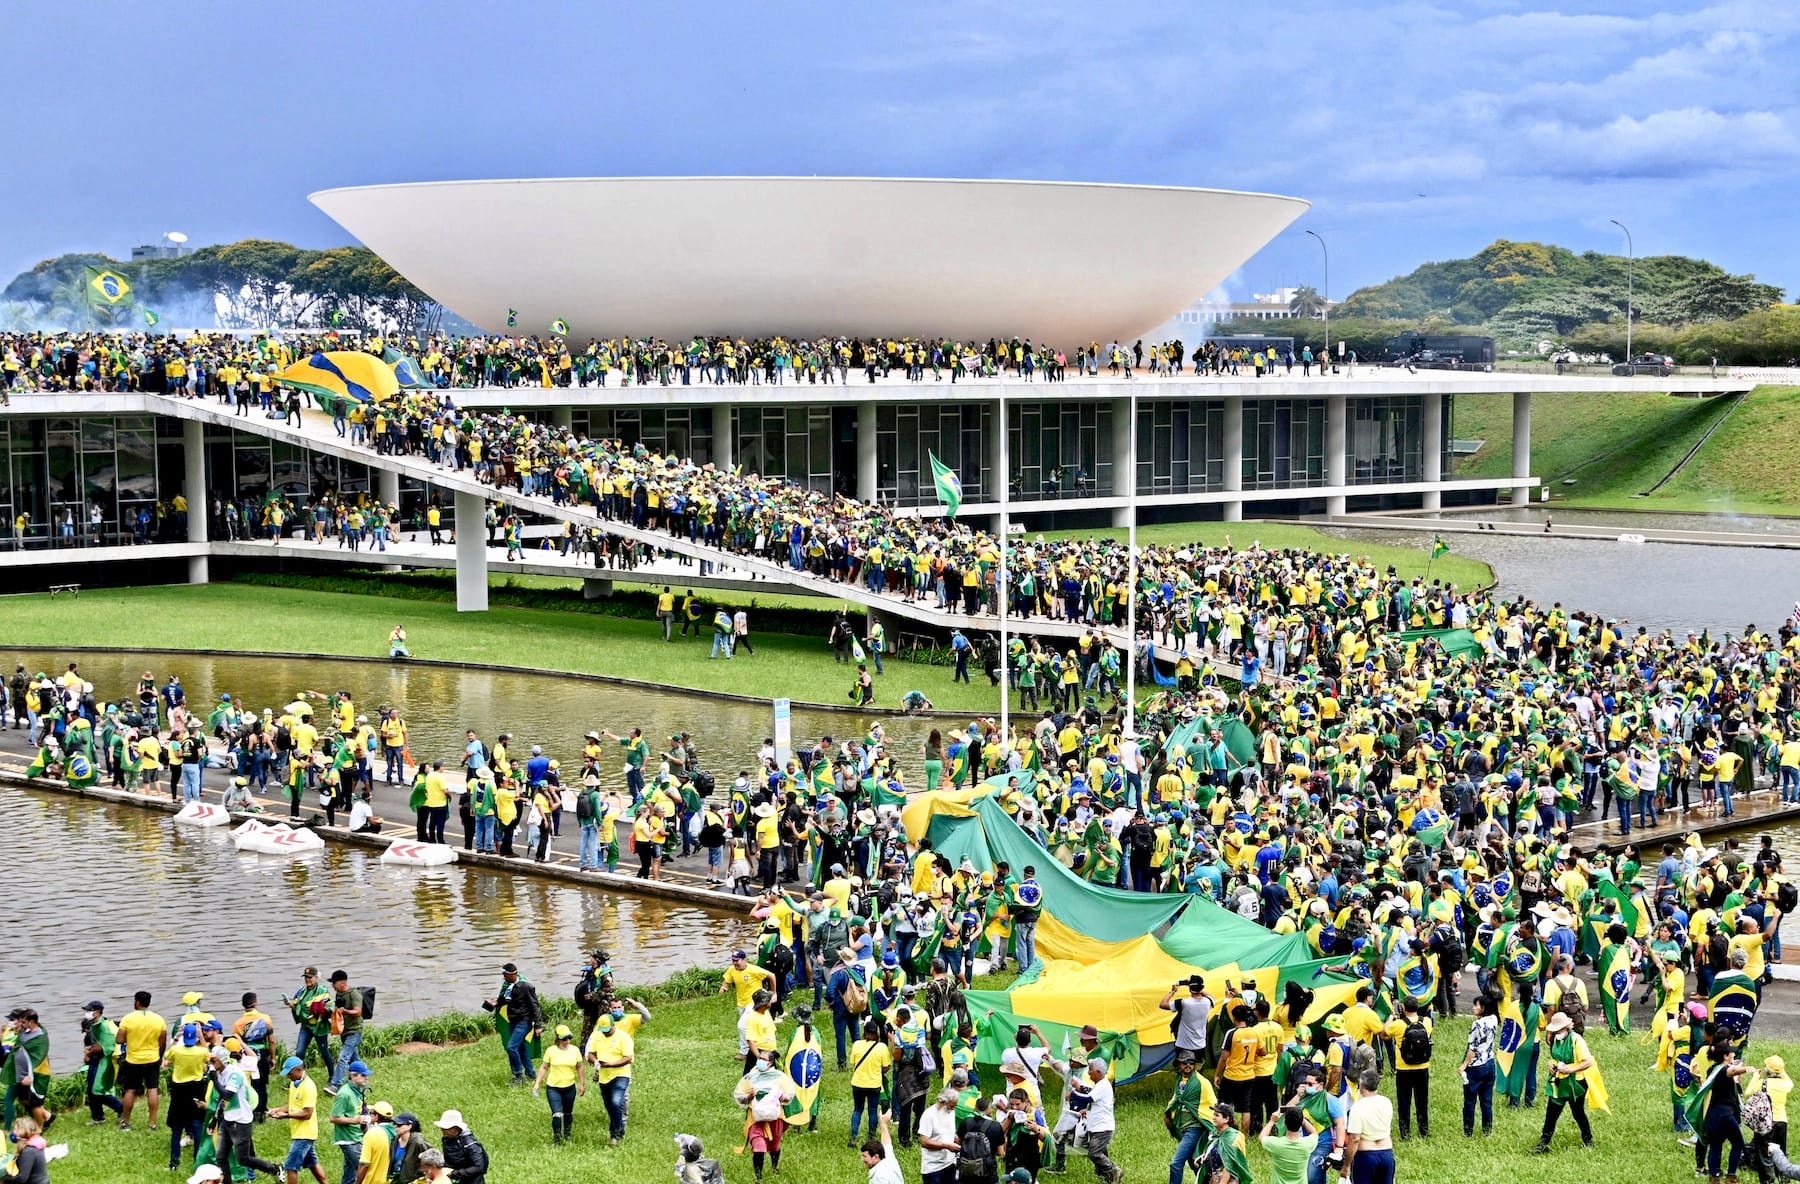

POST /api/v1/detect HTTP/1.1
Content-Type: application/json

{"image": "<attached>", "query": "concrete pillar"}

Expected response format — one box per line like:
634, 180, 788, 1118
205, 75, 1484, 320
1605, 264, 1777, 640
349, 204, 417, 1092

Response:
1109, 395, 1134, 527
1511, 391, 1532, 507
712, 404, 734, 471
1325, 395, 1348, 517
983, 399, 1004, 510
581, 577, 614, 600
1222, 396, 1244, 522
1421, 392, 1444, 511
549, 406, 573, 430
183, 418, 209, 584
377, 468, 400, 509
856, 400, 877, 504
454, 489, 488, 612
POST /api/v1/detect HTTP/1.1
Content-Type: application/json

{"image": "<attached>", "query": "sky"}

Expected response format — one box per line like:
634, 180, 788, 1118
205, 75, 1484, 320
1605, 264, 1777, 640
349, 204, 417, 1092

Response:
6, 0, 1798, 307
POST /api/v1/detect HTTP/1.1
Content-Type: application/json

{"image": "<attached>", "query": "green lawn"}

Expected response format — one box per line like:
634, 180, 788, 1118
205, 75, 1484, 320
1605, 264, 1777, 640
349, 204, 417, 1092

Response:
1452, 385, 1800, 513
48, 976, 1792, 1184
0, 582, 1003, 713
1047, 521, 1495, 587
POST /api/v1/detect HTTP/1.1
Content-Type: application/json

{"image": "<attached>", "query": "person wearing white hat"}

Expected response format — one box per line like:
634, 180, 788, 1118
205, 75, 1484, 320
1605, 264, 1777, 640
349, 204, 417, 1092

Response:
1532, 1010, 1597, 1153
432, 1112, 487, 1184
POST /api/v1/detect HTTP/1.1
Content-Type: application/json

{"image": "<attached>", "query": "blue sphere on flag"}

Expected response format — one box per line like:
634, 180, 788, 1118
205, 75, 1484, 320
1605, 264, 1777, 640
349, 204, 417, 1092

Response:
788, 1046, 822, 1089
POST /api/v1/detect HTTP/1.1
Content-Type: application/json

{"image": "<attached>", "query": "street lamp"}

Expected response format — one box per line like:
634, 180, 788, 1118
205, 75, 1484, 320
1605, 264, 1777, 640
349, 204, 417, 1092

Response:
1609, 219, 1633, 362
1305, 229, 1329, 372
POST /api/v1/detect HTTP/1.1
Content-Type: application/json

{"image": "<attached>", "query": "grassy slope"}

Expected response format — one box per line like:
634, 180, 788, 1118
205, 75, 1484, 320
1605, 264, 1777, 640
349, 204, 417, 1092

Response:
1047, 521, 1495, 587
56, 987, 1799, 1184
0, 583, 1001, 713
1453, 385, 1800, 512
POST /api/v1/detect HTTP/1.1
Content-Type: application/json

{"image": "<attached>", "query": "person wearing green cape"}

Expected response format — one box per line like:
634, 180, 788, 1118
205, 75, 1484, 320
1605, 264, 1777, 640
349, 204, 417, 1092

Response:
1165, 1050, 1217, 1184
81, 1000, 122, 1123
1199, 1101, 1254, 1184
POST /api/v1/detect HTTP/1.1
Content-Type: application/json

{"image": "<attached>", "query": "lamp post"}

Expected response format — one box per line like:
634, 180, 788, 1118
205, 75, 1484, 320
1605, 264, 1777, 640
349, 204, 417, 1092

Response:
1123, 380, 1138, 741
1609, 219, 1633, 363
1305, 229, 1329, 370
997, 362, 1009, 743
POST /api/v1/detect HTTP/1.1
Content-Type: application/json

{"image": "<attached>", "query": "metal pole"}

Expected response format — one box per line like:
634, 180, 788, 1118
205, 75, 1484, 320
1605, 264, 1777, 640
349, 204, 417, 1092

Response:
1124, 385, 1138, 740
1610, 220, 1633, 362
997, 363, 1009, 745
1306, 229, 1329, 370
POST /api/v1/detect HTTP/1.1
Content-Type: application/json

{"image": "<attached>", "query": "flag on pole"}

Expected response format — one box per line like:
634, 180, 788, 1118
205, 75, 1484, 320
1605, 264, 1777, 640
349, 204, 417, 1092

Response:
929, 451, 963, 518
87, 268, 132, 305
550, 318, 570, 336
1431, 534, 1449, 559
506, 308, 518, 328
144, 309, 160, 327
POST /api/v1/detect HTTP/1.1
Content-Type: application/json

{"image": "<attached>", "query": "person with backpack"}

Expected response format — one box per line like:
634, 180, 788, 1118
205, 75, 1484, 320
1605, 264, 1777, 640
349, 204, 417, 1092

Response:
826, 949, 869, 1070
956, 1094, 1005, 1184
1383, 996, 1433, 1139
1543, 955, 1589, 1036
575, 773, 604, 872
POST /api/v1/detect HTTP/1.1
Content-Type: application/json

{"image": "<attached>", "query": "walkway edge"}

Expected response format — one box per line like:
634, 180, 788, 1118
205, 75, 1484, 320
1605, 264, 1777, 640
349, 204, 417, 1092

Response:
1, 766, 751, 912
0, 643, 969, 719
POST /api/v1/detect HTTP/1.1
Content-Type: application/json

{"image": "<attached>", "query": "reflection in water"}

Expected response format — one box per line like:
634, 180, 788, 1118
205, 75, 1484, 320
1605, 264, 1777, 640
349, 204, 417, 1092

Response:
1322, 526, 1800, 637
2, 650, 943, 782
8, 787, 752, 1019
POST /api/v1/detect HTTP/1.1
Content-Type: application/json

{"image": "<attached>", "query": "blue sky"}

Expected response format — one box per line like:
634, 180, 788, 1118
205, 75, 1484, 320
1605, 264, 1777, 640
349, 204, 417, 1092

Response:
8, 0, 1797, 305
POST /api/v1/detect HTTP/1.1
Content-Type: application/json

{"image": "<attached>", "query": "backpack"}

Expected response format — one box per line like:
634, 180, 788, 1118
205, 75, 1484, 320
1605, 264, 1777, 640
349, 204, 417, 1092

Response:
1779, 881, 1799, 914
576, 791, 598, 823
1347, 1040, 1379, 1082
956, 1126, 996, 1181
1554, 977, 1586, 1032
1399, 1019, 1432, 1065
1744, 1087, 1775, 1135
359, 986, 376, 1020
1520, 866, 1544, 894
692, 769, 715, 795
273, 723, 293, 752
840, 968, 869, 1016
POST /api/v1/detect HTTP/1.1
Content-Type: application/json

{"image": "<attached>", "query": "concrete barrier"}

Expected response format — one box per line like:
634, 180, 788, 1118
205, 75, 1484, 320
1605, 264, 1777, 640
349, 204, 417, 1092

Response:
173, 800, 232, 827
381, 839, 459, 867
231, 819, 326, 855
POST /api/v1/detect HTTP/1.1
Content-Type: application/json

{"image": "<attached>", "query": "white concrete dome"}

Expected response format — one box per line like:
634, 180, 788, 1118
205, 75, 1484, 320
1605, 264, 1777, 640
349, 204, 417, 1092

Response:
310, 177, 1309, 344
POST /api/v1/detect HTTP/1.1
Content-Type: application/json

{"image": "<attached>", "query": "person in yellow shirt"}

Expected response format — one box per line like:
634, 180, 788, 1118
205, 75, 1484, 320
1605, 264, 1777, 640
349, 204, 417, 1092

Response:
584, 1014, 634, 1144
267, 1055, 325, 1184
1215, 1004, 1261, 1132
847, 1019, 892, 1141
1250, 999, 1285, 1130
720, 951, 776, 1054
164, 1022, 214, 1167
534, 1025, 586, 1145
422, 761, 449, 845
117, 990, 168, 1129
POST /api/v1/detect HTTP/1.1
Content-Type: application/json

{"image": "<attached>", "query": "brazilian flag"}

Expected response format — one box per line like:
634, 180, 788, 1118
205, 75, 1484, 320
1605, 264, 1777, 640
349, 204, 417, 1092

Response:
1495, 995, 1540, 1099
87, 267, 132, 305
908, 913, 945, 977
1597, 940, 1632, 1033
1396, 951, 1438, 1007
25, 744, 55, 778
144, 309, 160, 328
550, 318, 570, 336
1431, 534, 1449, 559
506, 308, 517, 328
65, 748, 98, 789
868, 778, 907, 809
1709, 970, 1760, 1046
783, 1027, 823, 1127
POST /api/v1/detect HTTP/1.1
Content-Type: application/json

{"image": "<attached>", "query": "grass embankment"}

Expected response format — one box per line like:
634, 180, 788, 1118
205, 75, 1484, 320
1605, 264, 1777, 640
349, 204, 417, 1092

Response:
0, 581, 1000, 713
50, 973, 1799, 1184
1048, 521, 1495, 588
1453, 385, 1800, 513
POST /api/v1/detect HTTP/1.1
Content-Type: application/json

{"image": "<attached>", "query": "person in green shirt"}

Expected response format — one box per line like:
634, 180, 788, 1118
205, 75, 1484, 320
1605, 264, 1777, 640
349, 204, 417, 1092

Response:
82, 1001, 122, 1123
328, 1063, 371, 1184
284, 968, 333, 1078
1165, 1050, 1217, 1182
603, 727, 649, 799
1260, 1106, 1313, 1184
326, 973, 363, 1092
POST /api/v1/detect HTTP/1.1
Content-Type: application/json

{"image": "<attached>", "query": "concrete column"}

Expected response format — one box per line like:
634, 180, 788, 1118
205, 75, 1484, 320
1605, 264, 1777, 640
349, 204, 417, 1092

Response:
581, 577, 614, 600
1421, 392, 1444, 511
982, 399, 1004, 515
183, 418, 209, 584
1511, 391, 1532, 507
376, 469, 402, 572
1325, 395, 1348, 517
1110, 395, 1134, 527
1222, 396, 1244, 522
856, 400, 877, 504
548, 406, 574, 430
454, 489, 488, 612
711, 404, 734, 471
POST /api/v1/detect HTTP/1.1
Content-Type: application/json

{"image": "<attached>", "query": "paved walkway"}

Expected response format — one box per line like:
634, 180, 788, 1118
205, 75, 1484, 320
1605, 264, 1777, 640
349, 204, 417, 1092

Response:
1310, 511, 1800, 550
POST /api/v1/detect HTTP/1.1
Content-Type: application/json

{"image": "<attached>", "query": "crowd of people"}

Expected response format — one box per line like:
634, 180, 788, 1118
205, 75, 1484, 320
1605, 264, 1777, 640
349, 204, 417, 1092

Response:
0, 329, 1343, 398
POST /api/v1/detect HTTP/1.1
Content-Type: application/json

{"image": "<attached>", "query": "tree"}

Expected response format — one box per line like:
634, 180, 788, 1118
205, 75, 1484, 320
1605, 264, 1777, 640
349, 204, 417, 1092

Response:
1659, 273, 1785, 323
1287, 285, 1327, 319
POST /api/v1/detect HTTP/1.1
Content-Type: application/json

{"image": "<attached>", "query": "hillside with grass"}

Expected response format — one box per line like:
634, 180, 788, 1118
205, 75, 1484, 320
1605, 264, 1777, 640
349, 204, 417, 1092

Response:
1451, 385, 1800, 512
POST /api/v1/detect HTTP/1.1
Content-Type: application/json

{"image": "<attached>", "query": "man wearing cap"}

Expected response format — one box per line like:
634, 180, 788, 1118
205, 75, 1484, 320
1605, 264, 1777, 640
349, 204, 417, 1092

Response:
482, 963, 542, 1085
287, 968, 334, 1079
720, 950, 776, 1057
585, 1010, 634, 1146
212, 1045, 282, 1183
328, 972, 365, 1094
433, 1111, 487, 1184
1079, 1058, 1122, 1183
268, 1055, 328, 1184
1164, 1050, 1216, 1184
1161, 976, 1213, 1066
80, 1000, 122, 1124
328, 1061, 371, 1184
391, 1112, 431, 1183
234, 993, 276, 1121
354, 1101, 398, 1184
1044, 1024, 1102, 1175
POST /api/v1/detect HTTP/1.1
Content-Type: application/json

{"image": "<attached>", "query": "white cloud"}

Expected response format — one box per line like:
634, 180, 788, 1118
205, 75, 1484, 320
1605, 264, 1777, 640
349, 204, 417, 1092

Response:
1520, 107, 1800, 178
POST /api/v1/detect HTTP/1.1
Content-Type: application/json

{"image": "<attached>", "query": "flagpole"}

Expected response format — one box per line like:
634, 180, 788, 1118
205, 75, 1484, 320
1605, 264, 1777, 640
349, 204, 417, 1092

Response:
998, 361, 1010, 747
1124, 378, 1138, 742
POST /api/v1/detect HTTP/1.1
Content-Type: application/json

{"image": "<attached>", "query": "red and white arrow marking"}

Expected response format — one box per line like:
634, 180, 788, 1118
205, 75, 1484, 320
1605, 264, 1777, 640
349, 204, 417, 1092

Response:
387, 842, 425, 858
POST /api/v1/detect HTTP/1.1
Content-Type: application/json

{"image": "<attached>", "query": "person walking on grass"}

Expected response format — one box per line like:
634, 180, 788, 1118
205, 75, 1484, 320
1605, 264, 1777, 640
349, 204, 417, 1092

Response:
532, 1025, 585, 1146
268, 1056, 329, 1184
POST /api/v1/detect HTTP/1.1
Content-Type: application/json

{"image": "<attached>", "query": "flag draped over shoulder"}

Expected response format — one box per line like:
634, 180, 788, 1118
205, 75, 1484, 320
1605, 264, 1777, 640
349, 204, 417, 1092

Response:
1495, 995, 1538, 1097
1709, 971, 1760, 1045
1597, 941, 1632, 1033
929, 451, 963, 518
783, 1027, 823, 1127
